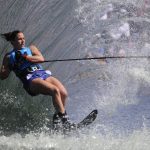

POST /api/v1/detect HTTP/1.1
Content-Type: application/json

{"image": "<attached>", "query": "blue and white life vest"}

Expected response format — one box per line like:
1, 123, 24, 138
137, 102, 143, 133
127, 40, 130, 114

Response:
8, 47, 43, 78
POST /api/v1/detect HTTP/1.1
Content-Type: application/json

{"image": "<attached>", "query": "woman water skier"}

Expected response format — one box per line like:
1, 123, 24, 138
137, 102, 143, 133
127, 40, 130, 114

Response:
0, 30, 74, 129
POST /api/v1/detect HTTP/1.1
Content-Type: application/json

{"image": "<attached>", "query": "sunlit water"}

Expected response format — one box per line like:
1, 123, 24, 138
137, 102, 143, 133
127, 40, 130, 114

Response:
0, 0, 150, 149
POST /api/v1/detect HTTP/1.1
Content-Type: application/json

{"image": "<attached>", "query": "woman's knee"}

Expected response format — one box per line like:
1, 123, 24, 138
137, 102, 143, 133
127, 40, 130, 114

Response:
53, 87, 68, 99
61, 89, 68, 99
51, 86, 61, 97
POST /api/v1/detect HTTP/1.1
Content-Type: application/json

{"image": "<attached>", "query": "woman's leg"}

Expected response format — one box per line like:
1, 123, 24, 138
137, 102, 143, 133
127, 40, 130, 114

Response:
45, 76, 68, 107
29, 78, 65, 113
29, 77, 75, 127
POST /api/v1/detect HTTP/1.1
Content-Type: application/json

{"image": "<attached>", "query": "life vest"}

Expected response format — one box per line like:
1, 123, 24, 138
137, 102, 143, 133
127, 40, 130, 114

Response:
8, 47, 43, 79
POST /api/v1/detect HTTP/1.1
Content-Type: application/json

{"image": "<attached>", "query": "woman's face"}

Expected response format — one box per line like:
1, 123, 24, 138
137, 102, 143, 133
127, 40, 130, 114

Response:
12, 32, 25, 50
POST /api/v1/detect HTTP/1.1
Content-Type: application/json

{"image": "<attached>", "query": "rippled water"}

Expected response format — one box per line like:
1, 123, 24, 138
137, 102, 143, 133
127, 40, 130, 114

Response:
0, 0, 150, 149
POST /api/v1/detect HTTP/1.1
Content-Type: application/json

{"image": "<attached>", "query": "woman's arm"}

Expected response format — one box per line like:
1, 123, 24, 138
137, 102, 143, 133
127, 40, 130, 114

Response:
0, 54, 11, 80
25, 45, 45, 63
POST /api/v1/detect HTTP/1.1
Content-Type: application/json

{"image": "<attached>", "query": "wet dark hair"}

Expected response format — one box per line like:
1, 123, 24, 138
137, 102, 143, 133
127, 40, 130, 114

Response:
1, 30, 22, 42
